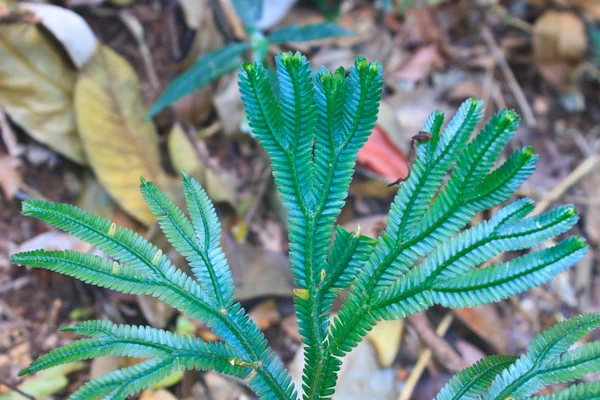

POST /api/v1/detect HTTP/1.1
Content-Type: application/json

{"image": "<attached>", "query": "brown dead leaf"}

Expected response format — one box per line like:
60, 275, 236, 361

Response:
447, 81, 484, 103
403, 6, 442, 45
0, 155, 21, 200
391, 45, 444, 83
249, 299, 281, 331
453, 305, 507, 352
74, 44, 169, 225
223, 236, 294, 301
366, 319, 404, 368
0, 24, 86, 164
533, 11, 587, 64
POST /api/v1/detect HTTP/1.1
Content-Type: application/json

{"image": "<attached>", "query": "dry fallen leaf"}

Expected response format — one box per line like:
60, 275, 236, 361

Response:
533, 11, 588, 64
366, 319, 404, 368
167, 123, 201, 174
74, 44, 169, 225
0, 23, 86, 164
0, 155, 21, 200
21, 3, 98, 68
453, 305, 507, 352
249, 299, 281, 331
391, 45, 444, 83
167, 123, 235, 204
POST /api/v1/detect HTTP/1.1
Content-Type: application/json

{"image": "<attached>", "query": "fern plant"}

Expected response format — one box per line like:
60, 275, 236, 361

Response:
437, 313, 600, 400
12, 51, 593, 399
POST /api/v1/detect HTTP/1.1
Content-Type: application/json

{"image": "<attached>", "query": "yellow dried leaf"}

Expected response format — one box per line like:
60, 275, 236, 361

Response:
366, 319, 404, 368
0, 24, 86, 164
167, 123, 201, 174
74, 45, 169, 225
533, 11, 588, 64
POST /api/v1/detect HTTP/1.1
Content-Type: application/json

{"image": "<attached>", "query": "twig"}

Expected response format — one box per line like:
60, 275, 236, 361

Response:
0, 380, 35, 400
407, 313, 467, 372
481, 26, 536, 128
119, 10, 160, 90
533, 153, 599, 215
490, 4, 533, 34
398, 313, 454, 400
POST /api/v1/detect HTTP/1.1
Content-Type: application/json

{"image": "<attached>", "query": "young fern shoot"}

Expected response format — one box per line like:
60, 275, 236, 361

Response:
12, 52, 592, 400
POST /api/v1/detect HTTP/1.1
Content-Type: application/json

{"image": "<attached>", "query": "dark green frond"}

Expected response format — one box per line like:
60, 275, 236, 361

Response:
484, 314, 600, 399
431, 237, 587, 308
531, 382, 600, 400
435, 355, 519, 400
11, 250, 156, 295
69, 358, 178, 400
20, 200, 171, 279
148, 42, 249, 117
182, 174, 235, 304
140, 177, 234, 306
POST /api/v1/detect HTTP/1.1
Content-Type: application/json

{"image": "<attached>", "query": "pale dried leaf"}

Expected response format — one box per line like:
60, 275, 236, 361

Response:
21, 3, 98, 68
74, 44, 169, 225
366, 319, 404, 368
0, 24, 85, 163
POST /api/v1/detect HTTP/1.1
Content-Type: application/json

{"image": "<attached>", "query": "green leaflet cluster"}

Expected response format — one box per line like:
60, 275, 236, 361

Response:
12, 175, 296, 400
238, 52, 587, 399
436, 313, 600, 400
12, 51, 593, 400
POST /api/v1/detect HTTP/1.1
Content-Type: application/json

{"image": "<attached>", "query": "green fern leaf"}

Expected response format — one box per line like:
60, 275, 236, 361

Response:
530, 382, 600, 400
140, 177, 234, 306
435, 355, 519, 400
11, 250, 156, 295
484, 313, 600, 399
69, 358, 178, 400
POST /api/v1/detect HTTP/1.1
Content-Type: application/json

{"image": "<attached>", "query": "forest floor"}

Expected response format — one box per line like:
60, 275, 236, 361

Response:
0, 0, 599, 399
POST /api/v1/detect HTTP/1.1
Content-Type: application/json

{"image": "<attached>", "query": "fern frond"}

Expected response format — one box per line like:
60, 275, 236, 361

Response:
181, 174, 235, 305
431, 237, 588, 308
531, 382, 600, 400
17, 199, 295, 400
275, 52, 316, 205
319, 226, 376, 315
64, 320, 250, 377
385, 98, 484, 243
10, 250, 156, 295
483, 313, 600, 399
527, 313, 600, 366
435, 355, 519, 400
19, 200, 172, 279
140, 177, 234, 306
316, 102, 570, 399
69, 358, 178, 400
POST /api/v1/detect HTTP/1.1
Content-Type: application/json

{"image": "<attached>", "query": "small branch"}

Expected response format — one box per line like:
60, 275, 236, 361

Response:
398, 313, 454, 400
407, 313, 467, 372
481, 26, 536, 128
0, 380, 35, 400
119, 10, 160, 91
